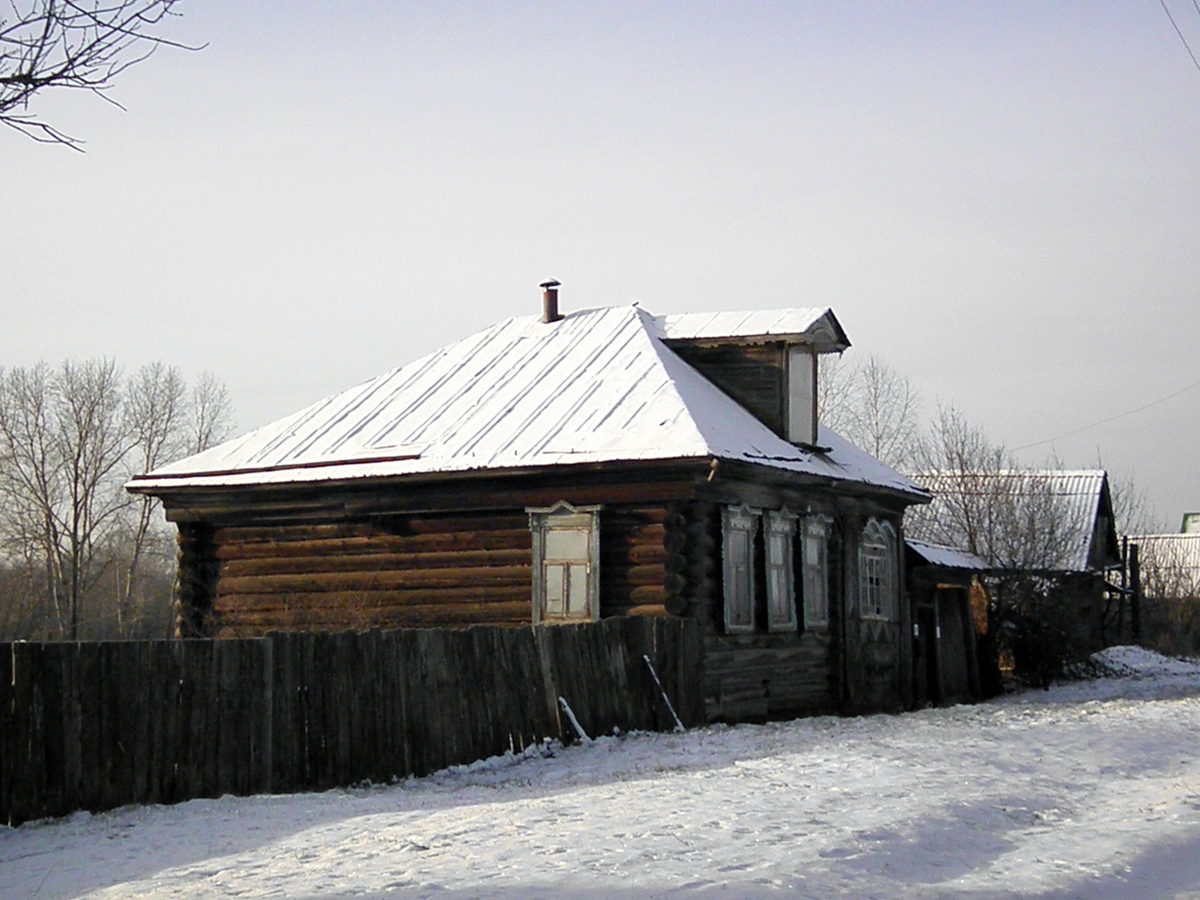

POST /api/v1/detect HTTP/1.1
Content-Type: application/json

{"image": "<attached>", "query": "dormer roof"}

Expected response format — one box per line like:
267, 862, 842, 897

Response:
654, 308, 850, 352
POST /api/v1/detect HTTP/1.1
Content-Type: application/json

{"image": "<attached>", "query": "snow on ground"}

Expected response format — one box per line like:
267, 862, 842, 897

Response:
5, 648, 1200, 900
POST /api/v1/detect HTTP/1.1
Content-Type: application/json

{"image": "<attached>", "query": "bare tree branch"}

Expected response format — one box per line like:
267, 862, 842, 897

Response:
0, 359, 234, 639
817, 352, 922, 471
0, 0, 200, 150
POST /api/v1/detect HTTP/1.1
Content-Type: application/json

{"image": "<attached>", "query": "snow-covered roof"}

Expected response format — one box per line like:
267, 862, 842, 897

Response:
654, 308, 849, 351
907, 470, 1118, 573
128, 305, 924, 498
905, 540, 986, 571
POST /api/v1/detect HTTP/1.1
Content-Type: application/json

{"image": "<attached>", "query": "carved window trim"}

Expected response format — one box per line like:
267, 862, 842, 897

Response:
722, 505, 759, 633
528, 501, 601, 624
764, 508, 799, 632
801, 515, 832, 629
859, 518, 897, 621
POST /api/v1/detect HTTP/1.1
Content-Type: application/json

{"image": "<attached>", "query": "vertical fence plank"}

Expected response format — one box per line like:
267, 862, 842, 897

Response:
9, 644, 45, 825
0, 645, 13, 826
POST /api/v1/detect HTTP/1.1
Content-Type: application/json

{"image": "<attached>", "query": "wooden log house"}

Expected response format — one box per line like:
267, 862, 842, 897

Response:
128, 286, 932, 720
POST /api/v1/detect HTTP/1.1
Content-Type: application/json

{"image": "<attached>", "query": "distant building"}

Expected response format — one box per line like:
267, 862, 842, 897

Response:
905, 469, 1121, 658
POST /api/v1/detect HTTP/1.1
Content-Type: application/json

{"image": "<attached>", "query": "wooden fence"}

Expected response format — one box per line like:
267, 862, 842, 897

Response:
0, 616, 702, 827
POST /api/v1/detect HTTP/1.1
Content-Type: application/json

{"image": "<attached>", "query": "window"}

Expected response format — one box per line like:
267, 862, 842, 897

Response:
801, 516, 830, 628
787, 347, 817, 444
859, 518, 896, 620
528, 502, 600, 623
764, 509, 798, 632
722, 505, 759, 633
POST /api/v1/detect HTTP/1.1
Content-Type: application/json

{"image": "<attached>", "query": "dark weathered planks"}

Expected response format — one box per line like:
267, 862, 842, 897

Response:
0, 618, 701, 826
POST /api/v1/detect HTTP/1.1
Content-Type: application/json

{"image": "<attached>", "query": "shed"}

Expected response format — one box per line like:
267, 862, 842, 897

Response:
905, 540, 986, 706
128, 291, 930, 720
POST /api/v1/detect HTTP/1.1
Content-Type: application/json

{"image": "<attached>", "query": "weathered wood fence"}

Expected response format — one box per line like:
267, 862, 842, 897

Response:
0, 617, 702, 827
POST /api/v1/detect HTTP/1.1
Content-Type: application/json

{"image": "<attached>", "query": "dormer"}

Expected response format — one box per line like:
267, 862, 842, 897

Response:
655, 308, 850, 446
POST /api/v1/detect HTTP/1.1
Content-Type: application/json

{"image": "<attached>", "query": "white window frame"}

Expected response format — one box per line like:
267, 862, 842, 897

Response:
722, 505, 760, 633
528, 502, 601, 624
787, 347, 818, 444
859, 518, 897, 621
801, 516, 831, 628
764, 508, 799, 632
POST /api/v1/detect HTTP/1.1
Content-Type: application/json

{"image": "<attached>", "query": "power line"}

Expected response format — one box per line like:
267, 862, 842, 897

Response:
1013, 375, 1200, 452
1160, 0, 1200, 74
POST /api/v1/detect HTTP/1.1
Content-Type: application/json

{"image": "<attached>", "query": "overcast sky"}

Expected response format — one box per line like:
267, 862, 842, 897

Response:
3, 2, 1199, 528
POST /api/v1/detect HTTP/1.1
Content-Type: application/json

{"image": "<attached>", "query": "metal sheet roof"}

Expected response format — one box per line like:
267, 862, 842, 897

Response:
906, 470, 1117, 573
905, 540, 987, 571
128, 305, 923, 499
1128, 534, 1200, 592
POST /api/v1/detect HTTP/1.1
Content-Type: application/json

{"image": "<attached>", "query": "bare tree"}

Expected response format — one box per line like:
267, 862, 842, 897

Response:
1135, 535, 1200, 655
818, 353, 922, 470
908, 405, 1077, 570
0, 0, 197, 149
0, 358, 234, 639
1103, 460, 1164, 538
189, 370, 233, 455
0, 362, 69, 635
120, 360, 185, 632
54, 358, 130, 638
817, 353, 856, 437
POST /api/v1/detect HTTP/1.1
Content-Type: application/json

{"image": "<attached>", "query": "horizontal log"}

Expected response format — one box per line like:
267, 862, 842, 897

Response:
604, 604, 669, 617
214, 530, 530, 560
629, 584, 669, 605
220, 548, 530, 578
215, 585, 532, 612
216, 565, 531, 596
216, 600, 532, 634
621, 564, 667, 587
664, 593, 690, 616
213, 514, 530, 544
604, 507, 668, 526
402, 514, 529, 535
600, 542, 667, 564
213, 523, 376, 543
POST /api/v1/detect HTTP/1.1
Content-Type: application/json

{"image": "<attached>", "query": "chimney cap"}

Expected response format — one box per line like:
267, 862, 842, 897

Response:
539, 279, 561, 289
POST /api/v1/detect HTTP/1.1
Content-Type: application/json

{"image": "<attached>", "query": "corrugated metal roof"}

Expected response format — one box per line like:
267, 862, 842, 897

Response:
128, 305, 925, 498
906, 470, 1116, 573
654, 308, 849, 351
1129, 534, 1200, 592
906, 540, 987, 571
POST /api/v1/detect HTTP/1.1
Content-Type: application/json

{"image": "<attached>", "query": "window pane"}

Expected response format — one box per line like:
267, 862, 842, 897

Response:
545, 529, 589, 560
729, 569, 753, 627
545, 563, 565, 615
728, 529, 749, 565
802, 520, 829, 627
567, 564, 589, 616
859, 519, 895, 620
769, 567, 788, 616
723, 507, 760, 633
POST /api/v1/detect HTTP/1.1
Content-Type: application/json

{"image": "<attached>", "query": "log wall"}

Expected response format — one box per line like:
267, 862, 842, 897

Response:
185, 504, 682, 637
208, 514, 534, 637
689, 498, 847, 721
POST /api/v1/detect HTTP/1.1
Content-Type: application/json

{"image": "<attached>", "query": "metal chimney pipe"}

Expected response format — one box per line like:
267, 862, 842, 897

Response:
540, 279, 562, 323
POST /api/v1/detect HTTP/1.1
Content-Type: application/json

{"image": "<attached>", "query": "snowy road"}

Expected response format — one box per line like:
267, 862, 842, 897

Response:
4, 647, 1200, 899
